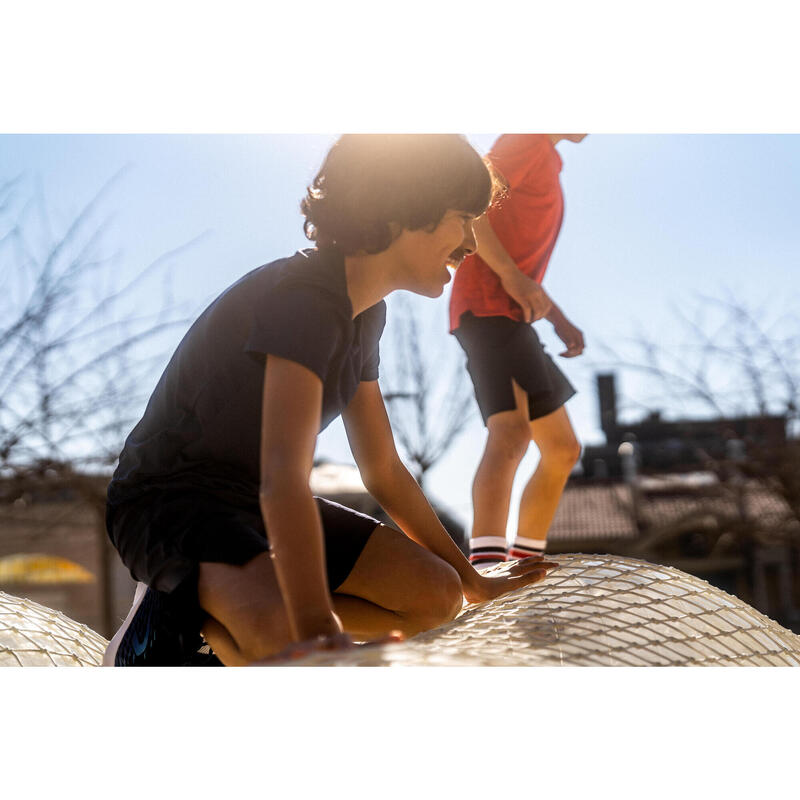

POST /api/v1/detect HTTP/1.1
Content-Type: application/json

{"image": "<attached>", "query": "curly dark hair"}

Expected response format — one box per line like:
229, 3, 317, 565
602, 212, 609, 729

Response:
301, 134, 504, 255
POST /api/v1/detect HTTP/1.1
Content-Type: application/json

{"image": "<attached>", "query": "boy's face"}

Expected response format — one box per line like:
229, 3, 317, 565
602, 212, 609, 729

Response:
391, 210, 479, 298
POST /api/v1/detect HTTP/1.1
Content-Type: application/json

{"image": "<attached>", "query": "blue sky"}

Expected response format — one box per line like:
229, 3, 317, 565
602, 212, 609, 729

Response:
3, 133, 799, 530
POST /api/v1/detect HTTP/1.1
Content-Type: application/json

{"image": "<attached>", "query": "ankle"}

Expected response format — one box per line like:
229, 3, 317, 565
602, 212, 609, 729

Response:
469, 535, 508, 567
509, 535, 547, 560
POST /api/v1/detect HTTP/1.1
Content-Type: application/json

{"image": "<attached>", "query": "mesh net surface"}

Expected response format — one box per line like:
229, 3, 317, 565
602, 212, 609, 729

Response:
0, 591, 108, 666
288, 554, 800, 666
2, 554, 799, 667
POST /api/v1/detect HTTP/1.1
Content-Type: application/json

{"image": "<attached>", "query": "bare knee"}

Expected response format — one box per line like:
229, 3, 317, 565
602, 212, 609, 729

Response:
202, 602, 292, 665
229, 606, 292, 663
405, 558, 463, 632
540, 435, 582, 473
486, 420, 531, 465
198, 557, 292, 664
431, 561, 464, 624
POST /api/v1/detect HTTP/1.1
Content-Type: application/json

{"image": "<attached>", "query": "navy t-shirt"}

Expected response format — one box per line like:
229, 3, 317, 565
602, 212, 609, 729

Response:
107, 248, 386, 510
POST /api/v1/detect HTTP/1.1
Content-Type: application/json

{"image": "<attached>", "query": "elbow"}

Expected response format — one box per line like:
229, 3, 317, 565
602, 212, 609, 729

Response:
361, 459, 405, 503
359, 471, 384, 502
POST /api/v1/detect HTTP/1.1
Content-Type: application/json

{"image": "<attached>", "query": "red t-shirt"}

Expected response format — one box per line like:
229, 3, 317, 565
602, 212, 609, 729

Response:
449, 134, 564, 330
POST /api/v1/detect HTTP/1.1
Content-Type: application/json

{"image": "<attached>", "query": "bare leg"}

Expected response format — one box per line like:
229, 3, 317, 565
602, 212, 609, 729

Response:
470, 380, 532, 539
197, 525, 463, 665
516, 406, 581, 545
197, 554, 292, 666
334, 525, 463, 638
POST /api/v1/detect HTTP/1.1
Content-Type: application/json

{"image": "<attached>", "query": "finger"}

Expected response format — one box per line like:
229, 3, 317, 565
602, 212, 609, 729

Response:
522, 569, 549, 585
360, 631, 405, 649
509, 559, 559, 574
512, 568, 552, 588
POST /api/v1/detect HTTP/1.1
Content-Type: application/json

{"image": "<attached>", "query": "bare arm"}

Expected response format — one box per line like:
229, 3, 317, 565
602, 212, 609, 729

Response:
544, 301, 585, 358
472, 215, 552, 323
259, 355, 343, 642
342, 381, 557, 602
343, 381, 473, 579
475, 216, 585, 357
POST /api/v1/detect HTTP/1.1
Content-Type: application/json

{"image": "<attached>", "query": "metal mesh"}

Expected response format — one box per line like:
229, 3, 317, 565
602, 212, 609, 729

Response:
0, 591, 108, 666
290, 554, 800, 666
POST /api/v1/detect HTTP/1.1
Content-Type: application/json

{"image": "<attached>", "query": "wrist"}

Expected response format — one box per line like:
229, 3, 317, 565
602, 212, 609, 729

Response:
546, 306, 565, 324
461, 566, 485, 592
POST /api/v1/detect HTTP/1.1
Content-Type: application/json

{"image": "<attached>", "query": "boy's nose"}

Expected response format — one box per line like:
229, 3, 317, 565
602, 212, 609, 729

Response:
462, 224, 477, 255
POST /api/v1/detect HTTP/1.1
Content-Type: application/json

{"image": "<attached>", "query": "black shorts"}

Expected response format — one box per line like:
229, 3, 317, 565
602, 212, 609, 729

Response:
453, 312, 576, 425
107, 490, 381, 605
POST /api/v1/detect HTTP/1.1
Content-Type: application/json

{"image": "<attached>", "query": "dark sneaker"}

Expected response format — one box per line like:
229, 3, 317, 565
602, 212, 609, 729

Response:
103, 582, 204, 666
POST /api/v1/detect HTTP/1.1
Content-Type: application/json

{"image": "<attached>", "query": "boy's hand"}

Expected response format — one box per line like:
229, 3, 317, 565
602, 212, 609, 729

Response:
251, 631, 355, 664
462, 557, 558, 605
553, 317, 585, 357
500, 271, 553, 323
250, 631, 405, 665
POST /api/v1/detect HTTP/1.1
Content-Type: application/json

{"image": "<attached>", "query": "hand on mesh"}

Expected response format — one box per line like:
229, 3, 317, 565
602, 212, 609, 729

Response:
463, 556, 558, 605
250, 630, 405, 665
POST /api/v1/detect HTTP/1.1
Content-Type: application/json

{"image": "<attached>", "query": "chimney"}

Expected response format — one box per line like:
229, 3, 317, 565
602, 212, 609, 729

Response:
597, 373, 618, 441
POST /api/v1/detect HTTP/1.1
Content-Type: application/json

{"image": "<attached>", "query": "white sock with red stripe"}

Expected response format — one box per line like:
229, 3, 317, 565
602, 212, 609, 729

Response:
469, 536, 508, 569
509, 535, 547, 560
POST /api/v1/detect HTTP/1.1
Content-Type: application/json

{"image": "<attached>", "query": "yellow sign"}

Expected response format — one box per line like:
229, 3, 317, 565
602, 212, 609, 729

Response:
0, 554, 95, 585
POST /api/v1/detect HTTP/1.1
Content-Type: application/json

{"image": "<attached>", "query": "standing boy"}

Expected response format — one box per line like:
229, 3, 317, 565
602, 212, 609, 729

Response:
450, 134, 587, 569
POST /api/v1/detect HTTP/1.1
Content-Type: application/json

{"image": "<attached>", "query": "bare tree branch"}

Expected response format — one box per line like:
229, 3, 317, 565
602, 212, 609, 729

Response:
380, 294, 477, 485
0, 172, 198, 477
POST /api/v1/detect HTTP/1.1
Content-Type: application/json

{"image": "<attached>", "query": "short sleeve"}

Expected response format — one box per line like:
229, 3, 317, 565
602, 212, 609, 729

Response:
359, 301, 387, 381
244, 285, 347, 383
489, 134, 547, 190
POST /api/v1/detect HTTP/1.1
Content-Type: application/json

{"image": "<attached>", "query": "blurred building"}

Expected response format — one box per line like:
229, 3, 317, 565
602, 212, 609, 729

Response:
581, 373, 787, 479
547, 373, 800, 633
0, 476, 134, 638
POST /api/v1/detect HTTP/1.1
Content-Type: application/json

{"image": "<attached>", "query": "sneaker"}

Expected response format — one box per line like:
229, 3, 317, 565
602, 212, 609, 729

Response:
103, 582, 204, 667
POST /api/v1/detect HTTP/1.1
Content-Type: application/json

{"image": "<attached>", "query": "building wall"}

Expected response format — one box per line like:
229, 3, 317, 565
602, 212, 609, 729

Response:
0, 498, 136, 638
